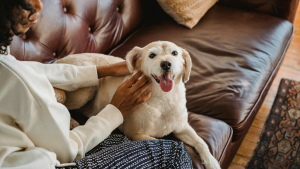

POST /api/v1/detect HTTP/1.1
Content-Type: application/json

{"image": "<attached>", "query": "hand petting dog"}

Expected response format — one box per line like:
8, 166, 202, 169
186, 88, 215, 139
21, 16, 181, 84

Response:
96, 62, 152, 116
110, 71, 152, 116
96, 61, 131, 78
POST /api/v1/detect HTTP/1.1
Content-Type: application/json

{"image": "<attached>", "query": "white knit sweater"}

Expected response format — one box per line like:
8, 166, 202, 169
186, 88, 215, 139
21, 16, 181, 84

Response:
0, 47, 123, 169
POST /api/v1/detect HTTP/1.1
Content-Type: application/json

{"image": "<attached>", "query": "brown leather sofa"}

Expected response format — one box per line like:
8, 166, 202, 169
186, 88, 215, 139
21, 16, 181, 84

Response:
10, 0, 299, 168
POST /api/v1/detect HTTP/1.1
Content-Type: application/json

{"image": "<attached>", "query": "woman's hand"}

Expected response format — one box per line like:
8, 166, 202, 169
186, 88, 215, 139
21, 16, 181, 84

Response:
110, 71, 152, 116
97, 61, 130, 78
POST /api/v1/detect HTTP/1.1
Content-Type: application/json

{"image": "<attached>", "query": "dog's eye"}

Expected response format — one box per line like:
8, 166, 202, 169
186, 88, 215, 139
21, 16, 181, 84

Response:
149, 53, 156, 59
172, 51, 178, 56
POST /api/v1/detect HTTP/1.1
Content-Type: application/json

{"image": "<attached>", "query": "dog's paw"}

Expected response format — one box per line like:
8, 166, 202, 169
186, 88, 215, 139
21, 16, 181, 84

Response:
70, 118, 80, 130
202, 155, 221, 169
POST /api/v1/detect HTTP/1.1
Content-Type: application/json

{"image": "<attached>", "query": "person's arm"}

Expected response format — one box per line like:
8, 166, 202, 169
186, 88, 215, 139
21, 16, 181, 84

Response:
0, 146, 60, 169
96, 61, 131, 78
21, 61, 98, 91
21, 60, 131, 91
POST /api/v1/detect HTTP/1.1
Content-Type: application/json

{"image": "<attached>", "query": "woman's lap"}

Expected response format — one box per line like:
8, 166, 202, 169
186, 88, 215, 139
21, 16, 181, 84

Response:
56, 134, 192, 169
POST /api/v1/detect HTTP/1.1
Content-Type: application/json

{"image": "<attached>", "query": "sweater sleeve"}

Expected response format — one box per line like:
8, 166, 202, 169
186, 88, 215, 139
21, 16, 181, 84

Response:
0, 146, 59, 169
21, 61, 99, 91
21, 102, 124, 163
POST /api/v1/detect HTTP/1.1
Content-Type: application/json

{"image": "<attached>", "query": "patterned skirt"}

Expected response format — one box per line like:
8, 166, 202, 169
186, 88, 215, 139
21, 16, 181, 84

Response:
56, 134, 192, 169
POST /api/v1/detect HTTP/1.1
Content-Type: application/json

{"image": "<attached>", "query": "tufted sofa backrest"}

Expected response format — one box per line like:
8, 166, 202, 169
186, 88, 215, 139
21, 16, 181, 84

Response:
10, 0, 143, 63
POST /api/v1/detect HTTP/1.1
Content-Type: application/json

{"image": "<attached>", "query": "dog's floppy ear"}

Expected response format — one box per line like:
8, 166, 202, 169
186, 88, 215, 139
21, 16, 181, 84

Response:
181, 48, 192, 83
125, 46, 142, 73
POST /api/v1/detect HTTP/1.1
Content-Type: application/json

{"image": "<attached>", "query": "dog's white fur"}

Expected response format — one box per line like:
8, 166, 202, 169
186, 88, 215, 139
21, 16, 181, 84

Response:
55, 41, 220, 169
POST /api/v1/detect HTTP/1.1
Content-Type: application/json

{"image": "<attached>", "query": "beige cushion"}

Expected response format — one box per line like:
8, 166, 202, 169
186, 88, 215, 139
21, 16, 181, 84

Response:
157, 0, 218, 29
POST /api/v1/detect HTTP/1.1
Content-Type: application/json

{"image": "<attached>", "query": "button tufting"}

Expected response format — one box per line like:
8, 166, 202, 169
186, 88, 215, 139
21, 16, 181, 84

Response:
53, 52, 56, 57
63, 7, 67, 13
116, 7, 119, 12
88, 27, 91, 32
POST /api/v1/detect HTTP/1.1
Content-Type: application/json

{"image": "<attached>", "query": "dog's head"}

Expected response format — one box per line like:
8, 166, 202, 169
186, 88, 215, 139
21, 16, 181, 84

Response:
126, 41, 192, 92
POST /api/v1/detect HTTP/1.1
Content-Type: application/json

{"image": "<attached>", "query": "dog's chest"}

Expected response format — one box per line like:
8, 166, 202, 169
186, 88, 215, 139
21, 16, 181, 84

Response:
141, 93, 187, 137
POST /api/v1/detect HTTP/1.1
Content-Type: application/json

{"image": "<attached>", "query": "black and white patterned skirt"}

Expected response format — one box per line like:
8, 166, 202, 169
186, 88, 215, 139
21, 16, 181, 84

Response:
56, 134, 192, 169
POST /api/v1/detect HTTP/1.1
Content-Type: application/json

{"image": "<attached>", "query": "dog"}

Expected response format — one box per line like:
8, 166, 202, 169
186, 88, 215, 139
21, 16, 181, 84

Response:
55, 41, 221, 169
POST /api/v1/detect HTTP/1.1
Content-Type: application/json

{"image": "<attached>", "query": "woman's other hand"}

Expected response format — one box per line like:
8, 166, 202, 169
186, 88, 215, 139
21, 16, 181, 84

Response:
97, 61, 130, 78
110, 71, 152, 116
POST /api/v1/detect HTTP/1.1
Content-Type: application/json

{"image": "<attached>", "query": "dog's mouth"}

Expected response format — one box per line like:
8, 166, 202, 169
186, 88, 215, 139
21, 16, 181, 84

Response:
151, 72, 175, 92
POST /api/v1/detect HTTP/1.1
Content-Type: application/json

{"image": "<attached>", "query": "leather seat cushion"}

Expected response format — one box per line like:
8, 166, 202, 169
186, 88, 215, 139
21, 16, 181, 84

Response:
181, 112, 232, 168
109, 4, 293, 141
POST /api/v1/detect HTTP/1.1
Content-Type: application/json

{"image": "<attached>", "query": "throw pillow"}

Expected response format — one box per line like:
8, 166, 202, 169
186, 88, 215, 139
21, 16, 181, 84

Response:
157, 0, 218, 29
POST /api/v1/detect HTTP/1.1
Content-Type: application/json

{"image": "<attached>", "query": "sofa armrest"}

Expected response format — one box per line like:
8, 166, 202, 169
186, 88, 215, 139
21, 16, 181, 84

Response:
217, 0, 299, 23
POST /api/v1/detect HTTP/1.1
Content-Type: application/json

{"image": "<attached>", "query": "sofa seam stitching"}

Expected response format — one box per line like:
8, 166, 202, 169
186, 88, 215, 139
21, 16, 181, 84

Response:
218, 126, 233, 162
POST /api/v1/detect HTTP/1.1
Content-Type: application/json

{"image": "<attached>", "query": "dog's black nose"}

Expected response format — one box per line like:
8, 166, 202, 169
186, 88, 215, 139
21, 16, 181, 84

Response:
161, 61, 172, 71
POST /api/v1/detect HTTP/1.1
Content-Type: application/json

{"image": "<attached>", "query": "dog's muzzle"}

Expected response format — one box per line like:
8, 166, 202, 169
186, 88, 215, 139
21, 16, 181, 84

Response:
160, 61, 172, 71
151, 74, 160, 83
151, 72, 175, 92
151, 74, 175, 84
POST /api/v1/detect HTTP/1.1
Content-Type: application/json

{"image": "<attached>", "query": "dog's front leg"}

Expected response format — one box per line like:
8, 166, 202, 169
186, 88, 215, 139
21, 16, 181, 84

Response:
174, 124, 221, 169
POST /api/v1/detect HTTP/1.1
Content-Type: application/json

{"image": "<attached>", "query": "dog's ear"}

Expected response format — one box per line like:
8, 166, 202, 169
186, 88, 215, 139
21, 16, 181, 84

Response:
181, 48, 192, 83
125, 46, 142, 73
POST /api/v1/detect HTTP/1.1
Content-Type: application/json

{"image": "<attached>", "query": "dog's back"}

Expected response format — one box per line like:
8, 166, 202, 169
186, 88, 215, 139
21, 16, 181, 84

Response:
54, 53, 125, 112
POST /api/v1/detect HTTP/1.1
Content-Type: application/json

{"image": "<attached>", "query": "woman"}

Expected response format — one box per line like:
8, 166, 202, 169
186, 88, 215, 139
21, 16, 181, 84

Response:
0, 0, 193, 168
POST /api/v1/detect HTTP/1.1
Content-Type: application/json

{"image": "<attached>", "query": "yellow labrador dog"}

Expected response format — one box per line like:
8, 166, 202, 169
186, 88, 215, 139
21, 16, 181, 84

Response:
55, 41, 220, 169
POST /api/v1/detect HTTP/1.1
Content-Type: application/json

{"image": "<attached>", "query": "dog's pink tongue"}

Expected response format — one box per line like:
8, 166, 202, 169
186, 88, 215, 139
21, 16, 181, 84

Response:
158, 72, 173, 92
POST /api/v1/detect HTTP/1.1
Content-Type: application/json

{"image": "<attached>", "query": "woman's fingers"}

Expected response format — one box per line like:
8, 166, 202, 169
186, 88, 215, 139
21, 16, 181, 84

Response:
130, 75, 150, 92
111, 71, 152, 116
124, 71, 143, 88
135, 92, 151, 105
132, 80, 151, 99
